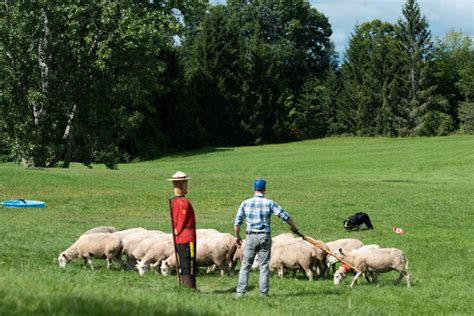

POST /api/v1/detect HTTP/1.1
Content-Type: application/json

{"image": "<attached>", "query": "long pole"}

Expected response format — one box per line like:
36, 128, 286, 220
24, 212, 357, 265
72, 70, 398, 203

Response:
292, 231, 360, 273
169, 198, 182, 286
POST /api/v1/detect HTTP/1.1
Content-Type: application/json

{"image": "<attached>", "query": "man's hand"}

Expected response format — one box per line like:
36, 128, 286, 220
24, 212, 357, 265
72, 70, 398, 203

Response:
174, 228, 178, 235
235, 236, 243, 248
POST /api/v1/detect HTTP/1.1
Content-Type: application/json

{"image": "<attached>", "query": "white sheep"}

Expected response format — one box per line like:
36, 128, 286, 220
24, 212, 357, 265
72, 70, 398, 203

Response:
196, 228, 221, 238
249, 233, 298, 271
136, 238, 175, 275
113, 227, 147, 239
270, 239, 319, 281
121, 230, 165, 268
81, 226, 117, 235
333, 247, 411, 288
231, 239, 245, 270
324, 238, 364, 276
161, 235, 230, 277
58, 233, 123, 270
272, 233, 297, 245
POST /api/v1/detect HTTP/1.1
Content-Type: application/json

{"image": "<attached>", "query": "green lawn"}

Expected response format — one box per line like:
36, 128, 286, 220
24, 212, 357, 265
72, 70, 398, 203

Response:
1, 136, 473, 315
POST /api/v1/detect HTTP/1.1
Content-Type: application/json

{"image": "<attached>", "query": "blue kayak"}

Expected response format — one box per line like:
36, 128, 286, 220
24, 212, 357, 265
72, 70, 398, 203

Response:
1, 199, 46, 208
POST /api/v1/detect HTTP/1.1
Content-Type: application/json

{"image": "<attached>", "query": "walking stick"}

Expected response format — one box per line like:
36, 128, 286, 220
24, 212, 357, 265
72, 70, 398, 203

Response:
169, 199, 183, 286
292, 230, 360, 273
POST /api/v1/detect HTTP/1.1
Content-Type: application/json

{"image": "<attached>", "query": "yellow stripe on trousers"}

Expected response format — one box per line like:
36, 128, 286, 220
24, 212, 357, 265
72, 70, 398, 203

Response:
190, 241, 194, 276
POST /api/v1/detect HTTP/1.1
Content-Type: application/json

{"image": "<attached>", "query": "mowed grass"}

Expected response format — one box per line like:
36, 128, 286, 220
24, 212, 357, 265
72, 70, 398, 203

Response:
0, 136, 473, 315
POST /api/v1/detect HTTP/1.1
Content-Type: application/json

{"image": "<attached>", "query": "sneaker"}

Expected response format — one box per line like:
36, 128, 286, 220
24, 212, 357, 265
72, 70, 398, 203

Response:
234, 292, 245, 299
260, 292, 269, 297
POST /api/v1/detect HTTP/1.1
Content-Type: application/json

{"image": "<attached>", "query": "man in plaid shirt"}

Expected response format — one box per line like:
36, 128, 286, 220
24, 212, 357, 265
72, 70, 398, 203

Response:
234, 178, 299, 298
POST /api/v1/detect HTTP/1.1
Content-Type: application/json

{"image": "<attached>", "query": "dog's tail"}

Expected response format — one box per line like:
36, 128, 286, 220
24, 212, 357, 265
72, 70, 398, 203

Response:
365, 215, 374, 229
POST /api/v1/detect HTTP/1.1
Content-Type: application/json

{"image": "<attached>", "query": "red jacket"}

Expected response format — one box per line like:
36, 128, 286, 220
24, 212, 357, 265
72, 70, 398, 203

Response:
171, 196, 196, 244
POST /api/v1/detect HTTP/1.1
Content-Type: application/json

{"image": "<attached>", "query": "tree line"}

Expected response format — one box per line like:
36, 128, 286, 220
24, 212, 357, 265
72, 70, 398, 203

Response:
0, 0, 472, 168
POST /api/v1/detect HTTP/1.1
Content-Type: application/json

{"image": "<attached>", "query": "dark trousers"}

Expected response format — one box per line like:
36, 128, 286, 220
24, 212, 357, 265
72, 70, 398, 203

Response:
176, 241, 196, 288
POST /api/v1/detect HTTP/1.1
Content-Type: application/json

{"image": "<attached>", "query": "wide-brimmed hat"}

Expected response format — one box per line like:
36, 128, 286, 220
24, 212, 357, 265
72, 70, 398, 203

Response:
167, 171, 191, 181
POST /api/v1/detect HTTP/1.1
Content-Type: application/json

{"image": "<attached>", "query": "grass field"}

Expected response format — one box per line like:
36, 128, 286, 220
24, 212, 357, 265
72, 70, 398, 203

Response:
1, 136, 473, 315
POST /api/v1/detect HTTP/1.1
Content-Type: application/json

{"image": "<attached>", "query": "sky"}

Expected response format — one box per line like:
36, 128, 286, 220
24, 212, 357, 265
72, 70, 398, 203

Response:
211, 0, 474, 58
311, 0, 474, 58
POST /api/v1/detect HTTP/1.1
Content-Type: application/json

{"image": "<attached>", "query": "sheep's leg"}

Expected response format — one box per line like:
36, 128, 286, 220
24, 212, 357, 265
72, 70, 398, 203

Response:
304, 268, 313, 281
292, 269, 297, 279
364, 272, 374, 283
278, 267, 284, 278
350, 271, 363, 288
395, 272, 404, 285
372, 272, 379, 284
83, 258, 88, 268
87, 258, 94, 270
405, 272, 411, 288
107, 258, 112, 269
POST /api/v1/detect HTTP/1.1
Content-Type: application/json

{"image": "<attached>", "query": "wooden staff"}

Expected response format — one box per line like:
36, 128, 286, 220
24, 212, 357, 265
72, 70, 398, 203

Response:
169, 199, 183, 286
292, 231, 360, 273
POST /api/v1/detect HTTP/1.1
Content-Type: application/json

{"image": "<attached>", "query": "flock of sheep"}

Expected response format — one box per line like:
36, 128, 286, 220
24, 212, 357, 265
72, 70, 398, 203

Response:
58, 226, 411, 288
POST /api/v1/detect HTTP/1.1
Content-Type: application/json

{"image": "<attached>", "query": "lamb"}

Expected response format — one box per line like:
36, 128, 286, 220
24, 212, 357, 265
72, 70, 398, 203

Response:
136, 238, 175, 275
113, 227, 147, 239
81, 226, 117, 235
161, 235, 231, 276
121, 230, 165, 268
324, 238, 364, 276
58, 233, 123, 270
269, 239, 319, 281
333, 247, 411, 288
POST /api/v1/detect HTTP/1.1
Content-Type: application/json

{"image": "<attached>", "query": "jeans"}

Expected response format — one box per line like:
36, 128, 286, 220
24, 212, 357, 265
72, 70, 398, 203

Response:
236, 233, 272, 295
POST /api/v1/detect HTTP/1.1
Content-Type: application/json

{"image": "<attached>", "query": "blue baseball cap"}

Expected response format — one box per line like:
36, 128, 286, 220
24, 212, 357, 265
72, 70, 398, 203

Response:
253, 178, 266, 191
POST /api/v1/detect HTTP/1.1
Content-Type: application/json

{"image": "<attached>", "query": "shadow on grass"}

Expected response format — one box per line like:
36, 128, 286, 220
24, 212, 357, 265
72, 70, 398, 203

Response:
164, 147, 234, 159
380, 179, 418, 184
1, 295, 217, 316
200, 285, 256, 295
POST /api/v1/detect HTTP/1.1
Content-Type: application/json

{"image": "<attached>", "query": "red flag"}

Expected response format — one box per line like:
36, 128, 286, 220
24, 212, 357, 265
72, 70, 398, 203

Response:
393, 226, 406, 234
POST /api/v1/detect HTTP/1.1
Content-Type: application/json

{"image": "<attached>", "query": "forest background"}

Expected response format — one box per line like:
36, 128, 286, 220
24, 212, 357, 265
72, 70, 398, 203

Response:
1, 0, 472, 168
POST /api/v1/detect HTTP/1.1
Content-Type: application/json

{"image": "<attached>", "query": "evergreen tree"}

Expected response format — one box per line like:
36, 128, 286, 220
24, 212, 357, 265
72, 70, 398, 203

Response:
433, 32, 473, 133
396, 0, 444, 135
336, 21, 404, 136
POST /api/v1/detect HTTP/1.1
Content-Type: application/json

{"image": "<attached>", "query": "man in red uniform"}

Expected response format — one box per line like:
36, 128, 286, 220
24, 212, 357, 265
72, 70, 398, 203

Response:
167, 171, 197, 289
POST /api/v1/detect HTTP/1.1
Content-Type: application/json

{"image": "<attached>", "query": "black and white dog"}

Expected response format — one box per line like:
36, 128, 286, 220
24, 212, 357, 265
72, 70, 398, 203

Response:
343, 212, 374, 231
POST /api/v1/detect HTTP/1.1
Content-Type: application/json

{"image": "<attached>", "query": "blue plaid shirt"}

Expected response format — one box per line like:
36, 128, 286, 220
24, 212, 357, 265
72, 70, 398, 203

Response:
234, 193, 290, 233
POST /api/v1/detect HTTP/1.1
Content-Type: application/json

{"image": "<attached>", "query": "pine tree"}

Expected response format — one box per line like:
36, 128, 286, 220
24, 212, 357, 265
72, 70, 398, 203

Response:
397, 0, 442, 135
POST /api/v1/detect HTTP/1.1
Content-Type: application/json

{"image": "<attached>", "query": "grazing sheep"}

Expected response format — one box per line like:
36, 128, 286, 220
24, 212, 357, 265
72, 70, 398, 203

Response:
58, 233, 123, 270
121, 230, 165, 268
270, 239, 318, 281
136, 239, 175, 275
206, 233, 238, 273
113, 228, 147, 239
272, 233, 297, 245
161, 235, 230, 276
297, 238, 328, 276
231, 239, 245, 270
81, 226, 117, 235
333, 247, 411, 288
196, 228, 221, 238
324, 238, 364, 276
130, 234, 172, 273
